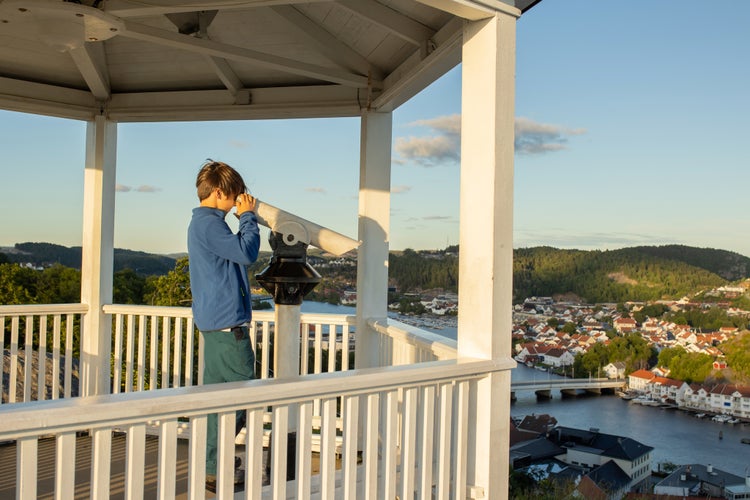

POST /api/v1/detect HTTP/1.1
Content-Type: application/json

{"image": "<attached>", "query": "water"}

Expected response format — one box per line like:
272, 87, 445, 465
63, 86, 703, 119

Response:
300, 303, 750, 476
511, 365, 750, 476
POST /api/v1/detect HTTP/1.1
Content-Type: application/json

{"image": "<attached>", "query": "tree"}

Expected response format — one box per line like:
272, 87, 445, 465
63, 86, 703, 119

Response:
146, 257, 192, 306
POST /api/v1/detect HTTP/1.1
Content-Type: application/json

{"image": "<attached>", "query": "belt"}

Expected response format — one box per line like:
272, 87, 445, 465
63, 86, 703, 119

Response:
219, 322, 250, 332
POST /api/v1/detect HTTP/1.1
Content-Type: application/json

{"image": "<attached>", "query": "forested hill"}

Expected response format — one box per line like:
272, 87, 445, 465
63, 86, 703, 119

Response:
513, 246, 748, 303
2, 242, 176, 275
389, 245, 750, 304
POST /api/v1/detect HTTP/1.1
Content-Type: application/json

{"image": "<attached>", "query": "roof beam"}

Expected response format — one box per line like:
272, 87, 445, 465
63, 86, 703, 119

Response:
271, 5, 382, 80
336, 0, 435, 46
118, 20, 378, 88
413, 0, 520, 20
103, 0, 332, 18
69, 42, 111, 101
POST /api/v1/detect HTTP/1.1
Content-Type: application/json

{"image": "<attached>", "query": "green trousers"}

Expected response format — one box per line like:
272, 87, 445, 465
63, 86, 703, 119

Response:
202, 326, 255, 475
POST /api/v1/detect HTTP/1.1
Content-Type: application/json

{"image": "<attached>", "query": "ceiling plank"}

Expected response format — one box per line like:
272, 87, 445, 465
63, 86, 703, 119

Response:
69, 42, 111, 101
118, 20, 377, 88
336, 0, 435, 46
103, 0, 333, 18
271, 5, 382, 80
372, 17, 462, 111
0, 76, 98, 120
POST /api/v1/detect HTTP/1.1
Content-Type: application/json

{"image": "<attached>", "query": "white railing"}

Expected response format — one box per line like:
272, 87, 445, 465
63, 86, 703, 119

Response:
0, 357, 515, 499
0, 303, 87, 405
2, 305, 456, 405
370, 318, 457, 364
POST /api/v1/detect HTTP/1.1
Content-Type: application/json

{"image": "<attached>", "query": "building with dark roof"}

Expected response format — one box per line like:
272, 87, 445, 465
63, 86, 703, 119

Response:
654, 464, 750, 499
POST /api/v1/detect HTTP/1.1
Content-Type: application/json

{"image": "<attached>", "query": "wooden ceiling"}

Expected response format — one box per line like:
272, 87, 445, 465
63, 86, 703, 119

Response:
0, 0, 539, 122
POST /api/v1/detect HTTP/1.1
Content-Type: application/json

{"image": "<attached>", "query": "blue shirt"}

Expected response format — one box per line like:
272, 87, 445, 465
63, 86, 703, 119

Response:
187, 207, 261, 331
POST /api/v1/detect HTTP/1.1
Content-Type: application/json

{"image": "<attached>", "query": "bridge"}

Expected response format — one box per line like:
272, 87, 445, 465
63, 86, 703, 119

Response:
510, 378, 626, 400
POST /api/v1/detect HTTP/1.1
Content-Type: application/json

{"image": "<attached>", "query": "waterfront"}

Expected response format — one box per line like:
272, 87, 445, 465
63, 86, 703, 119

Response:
511, 364, 750, 477
300, 303, 750, 476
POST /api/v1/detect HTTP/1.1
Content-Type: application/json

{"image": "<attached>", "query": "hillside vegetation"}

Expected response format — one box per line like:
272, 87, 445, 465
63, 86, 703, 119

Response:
3, 242, 750, 305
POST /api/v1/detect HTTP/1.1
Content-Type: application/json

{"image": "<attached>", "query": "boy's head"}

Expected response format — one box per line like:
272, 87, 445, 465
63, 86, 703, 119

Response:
196, 159, 247, 201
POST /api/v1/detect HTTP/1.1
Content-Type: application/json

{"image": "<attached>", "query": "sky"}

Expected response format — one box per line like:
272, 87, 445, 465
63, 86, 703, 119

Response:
1, 0, 749, 258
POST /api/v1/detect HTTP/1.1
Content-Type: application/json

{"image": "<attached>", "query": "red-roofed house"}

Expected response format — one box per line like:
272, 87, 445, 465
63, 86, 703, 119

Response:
628, 369, 655, 392
613, 317, 638, 334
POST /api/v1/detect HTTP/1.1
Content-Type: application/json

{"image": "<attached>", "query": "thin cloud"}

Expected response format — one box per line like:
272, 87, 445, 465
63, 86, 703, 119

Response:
229, 139, 249, 149
514, 229, 669, 250
423, 215, 452, 221
305, 187, 326, 194
393, 114, 584, 165
117, 184, 161, 193
394, 114, 461, 167
515, 117, 586, 155
391, 185, 412, 194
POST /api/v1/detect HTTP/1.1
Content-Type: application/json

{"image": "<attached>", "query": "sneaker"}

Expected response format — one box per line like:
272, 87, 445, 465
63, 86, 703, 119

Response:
205, 458, 245, 493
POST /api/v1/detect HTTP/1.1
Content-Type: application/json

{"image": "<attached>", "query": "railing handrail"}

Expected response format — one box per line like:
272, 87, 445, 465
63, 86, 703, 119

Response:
102, 304, 356, 325
0, 303, 89, 315
0, 356, 515, 440
369, 318, 457, 359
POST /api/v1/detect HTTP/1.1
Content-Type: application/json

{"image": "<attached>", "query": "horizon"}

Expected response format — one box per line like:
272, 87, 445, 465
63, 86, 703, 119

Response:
2, 1, 749, 257
4, 240, 750, 262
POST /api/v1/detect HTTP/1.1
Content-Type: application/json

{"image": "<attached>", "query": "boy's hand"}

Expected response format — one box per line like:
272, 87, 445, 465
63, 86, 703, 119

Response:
235, 193, 257, 216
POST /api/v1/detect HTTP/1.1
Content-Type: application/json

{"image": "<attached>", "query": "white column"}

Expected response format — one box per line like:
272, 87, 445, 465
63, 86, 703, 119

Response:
80, 114, 117, 397
355, 110, 392, 369
457, 8, 519, 499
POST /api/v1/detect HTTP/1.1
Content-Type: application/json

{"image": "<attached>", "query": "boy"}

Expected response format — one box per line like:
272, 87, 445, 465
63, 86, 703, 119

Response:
187, 159, 260, 491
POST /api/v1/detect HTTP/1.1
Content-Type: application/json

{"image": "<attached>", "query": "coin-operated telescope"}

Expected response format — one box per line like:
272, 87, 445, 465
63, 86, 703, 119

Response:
252, 200, 359, 480
254, 200, 360, 305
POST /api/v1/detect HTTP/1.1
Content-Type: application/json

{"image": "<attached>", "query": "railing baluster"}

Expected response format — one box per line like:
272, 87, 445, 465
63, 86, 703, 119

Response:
64, 314, 73, 398
52, 315, 61, 400
149, 315, 158, 390
161, 317, 171, 389
261, 322, 270, 379
296, 401, 313, 499
17, 436, 38, 499
271, 405, 289, 499
454, 380, 470, 500
188, 414, 207, 500
401, 386, 418, 500
217, 411, 237, 498
91, 428, 112, 500
300, 322, 309, 375
173, 317, 183, 387
0, 315, 5, 405
157, 420, 178, 499
124, 423, 146, 500
342, 395, 359, 500
137, 315, 146, 392
418, 385, 436, 500
56, 431, 76, 500
320, 397, 338, 499
363, 392, 379, 500
38, 315, 47, 401
245, 408, 264, 499
436, 382, 453, 500
113, 314, 124, 394
327, 323, 337, 373
185, 317, 194, 387
342, 324, 350, 371
126, 314, 135, 392
24, 315, 33, 402
383, 389, 398, 500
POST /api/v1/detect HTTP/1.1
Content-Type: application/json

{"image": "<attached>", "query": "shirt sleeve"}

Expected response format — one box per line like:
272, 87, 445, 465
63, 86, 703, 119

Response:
202, 212, 261, 265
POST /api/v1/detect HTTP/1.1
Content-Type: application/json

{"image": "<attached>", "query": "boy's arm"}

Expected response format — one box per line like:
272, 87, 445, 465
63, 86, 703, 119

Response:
203, 212, 260, 265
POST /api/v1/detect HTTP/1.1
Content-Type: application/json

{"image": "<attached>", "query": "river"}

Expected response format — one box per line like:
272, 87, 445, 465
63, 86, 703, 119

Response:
299, 303, 750, 476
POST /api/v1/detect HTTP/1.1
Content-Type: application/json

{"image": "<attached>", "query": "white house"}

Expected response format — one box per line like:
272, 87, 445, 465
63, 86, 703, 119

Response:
603, 361, 626, 379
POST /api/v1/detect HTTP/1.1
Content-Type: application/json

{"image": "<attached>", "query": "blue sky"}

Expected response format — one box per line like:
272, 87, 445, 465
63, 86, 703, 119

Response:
2, 0, 749, 258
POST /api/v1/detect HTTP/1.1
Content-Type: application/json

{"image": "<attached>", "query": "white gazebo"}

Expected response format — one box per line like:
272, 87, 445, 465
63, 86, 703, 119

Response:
0, 0, 538, 498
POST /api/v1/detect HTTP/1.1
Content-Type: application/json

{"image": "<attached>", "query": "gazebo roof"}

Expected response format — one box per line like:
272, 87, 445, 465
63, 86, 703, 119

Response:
0, 0, 538, 122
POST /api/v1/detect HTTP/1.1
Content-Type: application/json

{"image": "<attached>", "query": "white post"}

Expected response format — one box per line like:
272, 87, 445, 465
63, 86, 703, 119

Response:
80, 114, 117, 397
355, 110, 392, 370
458, 8, 519, 499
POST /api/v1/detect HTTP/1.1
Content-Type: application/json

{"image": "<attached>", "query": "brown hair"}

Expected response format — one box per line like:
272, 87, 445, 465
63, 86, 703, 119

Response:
195, 159, 247, 201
